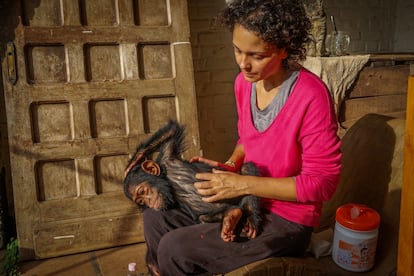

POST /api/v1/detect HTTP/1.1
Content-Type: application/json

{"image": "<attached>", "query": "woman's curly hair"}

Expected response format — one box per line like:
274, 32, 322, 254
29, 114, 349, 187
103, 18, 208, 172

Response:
218, 0, 312, 68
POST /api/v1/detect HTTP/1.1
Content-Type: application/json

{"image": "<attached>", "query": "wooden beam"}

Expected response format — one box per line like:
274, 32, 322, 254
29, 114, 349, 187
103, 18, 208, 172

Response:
397, 71, 414, 275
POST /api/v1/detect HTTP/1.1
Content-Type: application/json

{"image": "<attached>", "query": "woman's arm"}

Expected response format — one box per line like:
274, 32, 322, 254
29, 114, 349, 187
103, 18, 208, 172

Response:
194, 142, 299, 202
190, 143, 246, 172
194, 170, 297, 203
223, 143, 245, 171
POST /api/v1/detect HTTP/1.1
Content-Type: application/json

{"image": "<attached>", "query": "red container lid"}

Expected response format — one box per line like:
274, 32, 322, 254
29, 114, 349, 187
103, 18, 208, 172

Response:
336, 203, 380, 231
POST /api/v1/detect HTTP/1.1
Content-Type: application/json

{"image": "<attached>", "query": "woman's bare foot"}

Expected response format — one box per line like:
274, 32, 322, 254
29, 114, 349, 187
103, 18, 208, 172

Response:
147, 262, 160, 276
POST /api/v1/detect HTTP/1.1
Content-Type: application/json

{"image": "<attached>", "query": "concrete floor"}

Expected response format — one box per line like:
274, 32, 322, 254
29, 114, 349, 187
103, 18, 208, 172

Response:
11, 242, 149, 276
1, 239, 396, 276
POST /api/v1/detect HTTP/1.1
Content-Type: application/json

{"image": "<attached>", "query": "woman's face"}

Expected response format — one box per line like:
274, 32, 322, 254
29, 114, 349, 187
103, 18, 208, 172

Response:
232, 24, 287, 83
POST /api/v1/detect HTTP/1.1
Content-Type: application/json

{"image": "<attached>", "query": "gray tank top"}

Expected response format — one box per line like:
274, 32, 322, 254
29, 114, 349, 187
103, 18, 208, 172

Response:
251, 71, 299, 131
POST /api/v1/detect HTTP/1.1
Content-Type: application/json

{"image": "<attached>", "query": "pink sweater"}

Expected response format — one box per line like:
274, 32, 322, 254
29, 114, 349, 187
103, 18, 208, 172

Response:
235, 68, 342, 227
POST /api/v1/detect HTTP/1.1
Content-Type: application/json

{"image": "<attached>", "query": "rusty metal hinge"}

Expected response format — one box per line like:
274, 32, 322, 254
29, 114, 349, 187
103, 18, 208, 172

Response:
6, 42, 17, 85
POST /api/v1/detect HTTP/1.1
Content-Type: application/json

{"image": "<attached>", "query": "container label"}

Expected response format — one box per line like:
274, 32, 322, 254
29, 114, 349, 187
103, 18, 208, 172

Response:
335, 237, 377, 270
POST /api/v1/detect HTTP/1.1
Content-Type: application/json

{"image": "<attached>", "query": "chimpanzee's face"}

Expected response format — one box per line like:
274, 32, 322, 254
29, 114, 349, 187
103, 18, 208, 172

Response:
129, 182, 164, 210
124, 158, 175, 211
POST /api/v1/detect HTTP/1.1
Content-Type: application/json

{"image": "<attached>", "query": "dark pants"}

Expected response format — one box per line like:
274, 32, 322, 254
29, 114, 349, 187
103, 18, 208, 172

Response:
143, 208, 313, 276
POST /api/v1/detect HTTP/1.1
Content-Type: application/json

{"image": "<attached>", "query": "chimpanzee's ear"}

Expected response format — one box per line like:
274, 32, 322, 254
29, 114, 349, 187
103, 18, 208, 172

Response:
141, 160, 161, 176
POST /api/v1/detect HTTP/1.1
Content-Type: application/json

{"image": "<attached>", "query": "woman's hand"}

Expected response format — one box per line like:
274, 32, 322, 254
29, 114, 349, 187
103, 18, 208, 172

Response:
189, 156, 220, 167
190, 156, 239, 172
194, 170, 246, 202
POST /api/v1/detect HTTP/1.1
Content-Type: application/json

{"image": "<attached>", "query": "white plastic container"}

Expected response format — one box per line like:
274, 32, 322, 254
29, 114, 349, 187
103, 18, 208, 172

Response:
332, 203, 380, 272
127, 262, 138, 276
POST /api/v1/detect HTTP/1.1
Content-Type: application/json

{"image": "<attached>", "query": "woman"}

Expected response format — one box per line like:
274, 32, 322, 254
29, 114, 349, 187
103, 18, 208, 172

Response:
143, 0, 342, 275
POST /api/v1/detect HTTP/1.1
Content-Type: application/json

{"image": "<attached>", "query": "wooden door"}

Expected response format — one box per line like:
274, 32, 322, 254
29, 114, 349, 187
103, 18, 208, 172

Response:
1, 0, 200, 260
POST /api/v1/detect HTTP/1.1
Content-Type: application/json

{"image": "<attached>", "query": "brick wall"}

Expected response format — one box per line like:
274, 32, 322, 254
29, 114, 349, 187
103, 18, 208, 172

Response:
187, 0, 239, 161
187, 0, 414, 160
394, 0, 414, 52
324, 0, 396, 53
324, 0, 414, 53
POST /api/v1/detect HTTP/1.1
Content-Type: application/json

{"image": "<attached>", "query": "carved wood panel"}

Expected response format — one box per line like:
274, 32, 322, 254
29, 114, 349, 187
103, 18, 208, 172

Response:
2, 0, 199, 259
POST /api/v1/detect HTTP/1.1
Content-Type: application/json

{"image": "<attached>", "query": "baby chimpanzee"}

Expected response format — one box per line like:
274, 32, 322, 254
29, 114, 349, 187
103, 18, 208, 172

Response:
123, 120, 262, 242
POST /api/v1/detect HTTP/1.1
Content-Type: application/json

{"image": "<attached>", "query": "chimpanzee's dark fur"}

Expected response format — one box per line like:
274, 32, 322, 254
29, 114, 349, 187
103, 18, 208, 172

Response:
123, 120, 262, 230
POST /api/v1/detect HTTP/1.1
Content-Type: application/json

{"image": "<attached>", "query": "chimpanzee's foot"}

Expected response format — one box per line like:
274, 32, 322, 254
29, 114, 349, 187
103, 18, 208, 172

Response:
221, 208, 242, 242
242, 219, 258, 239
